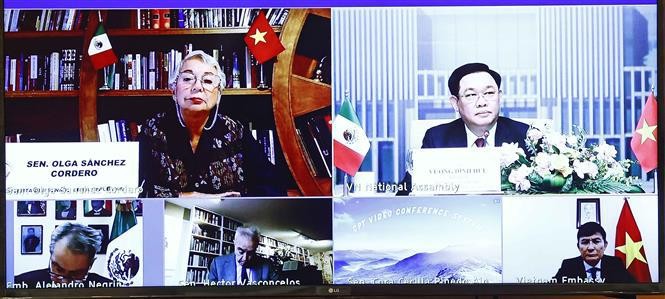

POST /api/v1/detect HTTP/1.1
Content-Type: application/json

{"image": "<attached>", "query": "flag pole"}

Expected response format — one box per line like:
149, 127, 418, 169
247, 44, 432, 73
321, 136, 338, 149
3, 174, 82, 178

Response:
343, 172, 350, 198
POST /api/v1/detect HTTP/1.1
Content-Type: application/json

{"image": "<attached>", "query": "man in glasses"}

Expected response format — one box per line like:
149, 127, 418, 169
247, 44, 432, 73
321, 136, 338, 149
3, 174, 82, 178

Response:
14, 223, 112, 288
397, 63, 530, 195
208, 226, 278, 284
554, 222, 636, 283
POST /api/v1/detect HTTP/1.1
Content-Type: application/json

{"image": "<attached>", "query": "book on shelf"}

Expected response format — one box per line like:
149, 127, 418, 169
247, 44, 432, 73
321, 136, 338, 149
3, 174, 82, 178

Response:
251, 129, 276, 165
97, 119, 141, 142
132, 9, 289, 30
295, 113, 333, 178
185, 268, 208, 283
4, 10, 89, 32
189, 254, 214, 268
102, 46, 266, 91
194, 207, 221, 226
4, 49, 80, 92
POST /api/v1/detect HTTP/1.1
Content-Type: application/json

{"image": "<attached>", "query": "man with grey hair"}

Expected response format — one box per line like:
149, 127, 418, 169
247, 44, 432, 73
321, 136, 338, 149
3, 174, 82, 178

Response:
208, 226, 278, 283
14, 223, 112, 288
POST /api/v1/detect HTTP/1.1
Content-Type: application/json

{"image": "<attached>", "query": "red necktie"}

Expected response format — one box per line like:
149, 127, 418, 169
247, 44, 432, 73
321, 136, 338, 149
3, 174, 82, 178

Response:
474, 138, 486, 147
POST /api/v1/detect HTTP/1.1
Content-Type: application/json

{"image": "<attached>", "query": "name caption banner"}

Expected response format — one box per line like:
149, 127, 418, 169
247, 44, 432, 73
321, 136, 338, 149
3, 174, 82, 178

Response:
410, 148, 501, 195
6, 142, 140, 199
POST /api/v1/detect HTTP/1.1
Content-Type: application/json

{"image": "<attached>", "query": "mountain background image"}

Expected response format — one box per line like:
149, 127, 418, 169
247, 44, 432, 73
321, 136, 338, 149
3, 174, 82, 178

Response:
333, 196, 502, 284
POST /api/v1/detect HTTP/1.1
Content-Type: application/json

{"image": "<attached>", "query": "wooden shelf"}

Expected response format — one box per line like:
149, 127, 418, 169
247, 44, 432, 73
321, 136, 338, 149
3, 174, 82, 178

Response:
272, 9, 332, 196
193, 220, 221, 229
5, 91, 79, 98
290, 75, 331, 117
189, 250, 219, 256
108, 27, 281, 36
4, 31, 84, 39
192, 234, 221, 242
97, 88, 271, 97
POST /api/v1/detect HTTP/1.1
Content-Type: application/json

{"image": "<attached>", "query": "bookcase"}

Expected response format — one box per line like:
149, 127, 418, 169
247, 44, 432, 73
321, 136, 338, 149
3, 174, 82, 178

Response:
258, 234, 312, 266
186, 206, 242, 284
4, 8, 332, 196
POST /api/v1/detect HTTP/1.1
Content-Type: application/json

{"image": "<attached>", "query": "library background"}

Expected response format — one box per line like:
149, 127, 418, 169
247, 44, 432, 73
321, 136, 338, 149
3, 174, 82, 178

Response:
4, 8, 333, 196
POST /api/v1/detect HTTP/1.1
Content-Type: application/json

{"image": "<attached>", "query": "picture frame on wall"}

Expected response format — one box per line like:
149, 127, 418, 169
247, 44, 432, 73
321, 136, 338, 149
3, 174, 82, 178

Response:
16, 201, 46, 217
21, 225, 43, 255
577, 198, 601, 228
55, 200, 77, 220
83, 200, 113, 217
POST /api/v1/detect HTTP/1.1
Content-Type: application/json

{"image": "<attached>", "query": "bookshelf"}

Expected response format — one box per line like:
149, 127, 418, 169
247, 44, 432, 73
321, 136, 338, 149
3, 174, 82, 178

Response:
186, 206, 242, 284
4, 8, 331, 196
272, 9, 332, 195
258, 234, 312, 266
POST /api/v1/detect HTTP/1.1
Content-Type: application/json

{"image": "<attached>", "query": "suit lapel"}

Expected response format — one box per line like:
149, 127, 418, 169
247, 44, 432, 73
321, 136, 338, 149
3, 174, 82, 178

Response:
249, 265, 261, 282
448, 119, 467, 147
495, 117, 509, 145
574, 257, 588, 278
224, 255, 236, 282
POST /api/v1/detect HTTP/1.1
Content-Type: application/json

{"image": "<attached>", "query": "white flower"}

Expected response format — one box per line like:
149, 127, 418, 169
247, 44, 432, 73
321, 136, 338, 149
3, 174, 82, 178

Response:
604, 162, 627, 179
566, 135, 579, 147
527, 128, 544, 142
559, 146, 580, 159
516, 179, 531, 191
500, 143, 525, 167
573, 160, 599, 179
508, 165, 532, 191
533, 152, 550, 167
543, 133, 567, 151
550, 154, 569, 170
550, 154, 573, 177
595, 143, 617, 162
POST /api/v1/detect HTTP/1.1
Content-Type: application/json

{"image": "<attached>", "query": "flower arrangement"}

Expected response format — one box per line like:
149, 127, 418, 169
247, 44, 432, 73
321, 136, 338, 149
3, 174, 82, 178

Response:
500, 126, 643, 194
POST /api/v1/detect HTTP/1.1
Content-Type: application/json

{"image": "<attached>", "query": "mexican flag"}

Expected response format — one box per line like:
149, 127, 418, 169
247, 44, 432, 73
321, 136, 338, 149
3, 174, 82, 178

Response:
333, 99, 370, 176
88, 23, 117, 70
105, 200, 142, 286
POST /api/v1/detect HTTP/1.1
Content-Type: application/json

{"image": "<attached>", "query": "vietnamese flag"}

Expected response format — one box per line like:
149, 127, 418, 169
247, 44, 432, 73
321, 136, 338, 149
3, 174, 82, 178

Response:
244, 11, 285, 64
630, 91, 657, 172
88, 23, 118, 70
614, 198, 651, 282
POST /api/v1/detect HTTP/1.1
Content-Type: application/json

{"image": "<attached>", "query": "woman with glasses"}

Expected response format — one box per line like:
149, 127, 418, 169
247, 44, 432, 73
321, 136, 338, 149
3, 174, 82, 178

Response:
138, 50, 285, 198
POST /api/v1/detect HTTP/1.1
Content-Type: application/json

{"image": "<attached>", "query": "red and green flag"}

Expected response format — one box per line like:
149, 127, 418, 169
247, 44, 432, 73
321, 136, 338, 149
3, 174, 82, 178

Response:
630, 91, 657, 172
88, 23, 117, 70
333, 99, 370, 176
615, 198, 651, 282
244, 11, 285, 64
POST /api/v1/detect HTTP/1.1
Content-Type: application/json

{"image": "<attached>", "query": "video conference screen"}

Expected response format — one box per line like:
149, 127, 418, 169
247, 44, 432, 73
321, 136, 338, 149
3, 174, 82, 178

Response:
2, 0, 662, 297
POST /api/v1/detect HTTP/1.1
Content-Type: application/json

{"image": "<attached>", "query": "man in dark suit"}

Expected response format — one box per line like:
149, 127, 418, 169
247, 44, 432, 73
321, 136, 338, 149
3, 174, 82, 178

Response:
554, 222, 636, 283
17, 201, 46, 215
84, 200, 111, 217
208, 226, 278, 284
15, 223, 112, 287
397, 63, 530, 195
23, 228, 40, 253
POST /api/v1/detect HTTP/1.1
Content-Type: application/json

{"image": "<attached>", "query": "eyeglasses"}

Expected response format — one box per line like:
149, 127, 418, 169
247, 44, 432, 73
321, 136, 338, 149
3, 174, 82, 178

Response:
459, 89, 500, 103
48, 259, 89, 283
176, 72, 221, 91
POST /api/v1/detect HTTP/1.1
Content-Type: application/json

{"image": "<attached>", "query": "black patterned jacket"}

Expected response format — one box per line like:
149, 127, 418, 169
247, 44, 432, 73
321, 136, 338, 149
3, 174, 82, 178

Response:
138, 108, 286, 198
